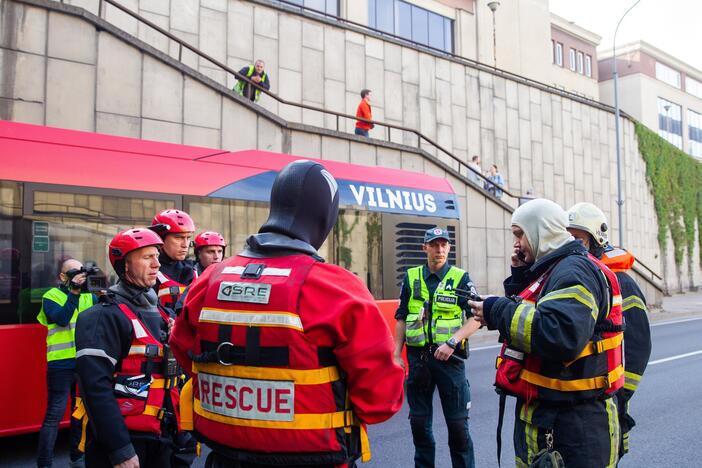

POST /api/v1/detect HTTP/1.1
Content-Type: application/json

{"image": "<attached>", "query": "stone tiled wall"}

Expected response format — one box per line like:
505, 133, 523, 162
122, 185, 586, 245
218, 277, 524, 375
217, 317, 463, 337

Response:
1, 0, 674, 302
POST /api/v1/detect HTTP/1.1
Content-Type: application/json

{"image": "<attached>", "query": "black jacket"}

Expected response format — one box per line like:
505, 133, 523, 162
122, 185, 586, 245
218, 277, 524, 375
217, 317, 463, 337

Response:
484, 240, 609, 362
75, 282, 168, 465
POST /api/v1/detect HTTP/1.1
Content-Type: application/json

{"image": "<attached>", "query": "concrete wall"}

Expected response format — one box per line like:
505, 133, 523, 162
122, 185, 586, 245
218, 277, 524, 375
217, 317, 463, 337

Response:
1, 0, 668, 303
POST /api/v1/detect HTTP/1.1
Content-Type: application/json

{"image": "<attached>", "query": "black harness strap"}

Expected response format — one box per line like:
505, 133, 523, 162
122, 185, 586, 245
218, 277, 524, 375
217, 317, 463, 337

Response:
497, 391, 507, 467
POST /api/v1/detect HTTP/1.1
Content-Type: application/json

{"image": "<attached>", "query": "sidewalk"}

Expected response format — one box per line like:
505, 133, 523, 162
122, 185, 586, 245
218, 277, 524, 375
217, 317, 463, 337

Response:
651, 290, 702, 322
468, 290, 702, 348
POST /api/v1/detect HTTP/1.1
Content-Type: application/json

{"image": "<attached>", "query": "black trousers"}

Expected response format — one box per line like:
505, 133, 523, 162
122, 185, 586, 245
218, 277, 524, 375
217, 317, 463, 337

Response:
85, 436, 173, 468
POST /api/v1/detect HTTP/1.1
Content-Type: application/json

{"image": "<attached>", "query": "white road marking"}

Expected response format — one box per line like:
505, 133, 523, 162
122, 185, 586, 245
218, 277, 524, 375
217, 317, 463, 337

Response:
649, 350, 702, 365
651, 316, 702, 327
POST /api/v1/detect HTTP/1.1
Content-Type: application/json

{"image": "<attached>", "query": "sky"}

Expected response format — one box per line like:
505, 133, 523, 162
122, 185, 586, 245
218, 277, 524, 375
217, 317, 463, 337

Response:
549, 0, 702, 71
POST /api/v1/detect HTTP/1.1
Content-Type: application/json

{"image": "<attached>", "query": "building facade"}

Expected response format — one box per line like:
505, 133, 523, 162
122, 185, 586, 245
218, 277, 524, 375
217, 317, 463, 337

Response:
599, 41, 702, 159
549, 13, 600, 100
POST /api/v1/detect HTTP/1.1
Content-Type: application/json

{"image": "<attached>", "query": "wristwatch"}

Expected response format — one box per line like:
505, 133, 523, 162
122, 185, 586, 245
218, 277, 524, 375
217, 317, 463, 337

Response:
446, 337, 458, 349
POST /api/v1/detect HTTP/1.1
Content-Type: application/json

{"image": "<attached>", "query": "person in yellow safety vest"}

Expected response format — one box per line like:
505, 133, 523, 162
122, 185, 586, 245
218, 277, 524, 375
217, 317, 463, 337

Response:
567, 202, 652, 460
393, 226, 482, 468
471, 199, 622, 468
36, 258, 96, 468
234, 59, 270, 102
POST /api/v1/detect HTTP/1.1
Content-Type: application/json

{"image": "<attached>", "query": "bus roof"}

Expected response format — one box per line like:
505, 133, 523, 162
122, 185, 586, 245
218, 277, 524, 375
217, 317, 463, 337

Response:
1, 121, 459, 218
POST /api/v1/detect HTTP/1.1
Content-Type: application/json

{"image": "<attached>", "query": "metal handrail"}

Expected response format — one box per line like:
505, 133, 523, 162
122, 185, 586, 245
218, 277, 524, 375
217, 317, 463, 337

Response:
634, 256, 663, 281
97, 0, 515, 200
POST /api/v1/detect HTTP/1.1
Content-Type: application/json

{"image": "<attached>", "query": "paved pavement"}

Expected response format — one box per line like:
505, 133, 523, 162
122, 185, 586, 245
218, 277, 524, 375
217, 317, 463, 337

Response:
4, 291, 702, 467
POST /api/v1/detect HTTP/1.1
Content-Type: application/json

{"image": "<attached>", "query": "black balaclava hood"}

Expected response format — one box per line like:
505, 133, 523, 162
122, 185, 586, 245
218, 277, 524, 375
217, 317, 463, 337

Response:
259, 160, 339, 250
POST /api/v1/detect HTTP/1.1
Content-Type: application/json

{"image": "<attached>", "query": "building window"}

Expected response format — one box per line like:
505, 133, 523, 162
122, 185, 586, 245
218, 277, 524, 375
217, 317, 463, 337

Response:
585, 55, 592, 77
279, 0, 339, 15
368, 0, 453, 53
686, 76, 702, 100
553, 41, 563, 66
655, 62, 681, 88
576, 51, 584, 74
569, 48, 576, 71
689, 109, 702, 158
657, 97, 683, 149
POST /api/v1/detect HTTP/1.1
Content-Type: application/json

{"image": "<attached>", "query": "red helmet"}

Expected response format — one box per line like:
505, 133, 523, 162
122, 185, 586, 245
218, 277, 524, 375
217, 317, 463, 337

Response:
151, 209, 196, 235
109, 228, 163, 268
194, 231, 227, 251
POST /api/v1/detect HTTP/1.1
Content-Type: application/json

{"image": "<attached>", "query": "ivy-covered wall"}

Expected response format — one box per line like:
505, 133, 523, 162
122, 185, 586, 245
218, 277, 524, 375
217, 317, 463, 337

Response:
635, 122, 702, 290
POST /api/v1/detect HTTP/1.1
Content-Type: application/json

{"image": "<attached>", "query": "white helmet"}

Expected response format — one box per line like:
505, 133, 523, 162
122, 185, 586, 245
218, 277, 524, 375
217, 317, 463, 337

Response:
567, 202, 609, 247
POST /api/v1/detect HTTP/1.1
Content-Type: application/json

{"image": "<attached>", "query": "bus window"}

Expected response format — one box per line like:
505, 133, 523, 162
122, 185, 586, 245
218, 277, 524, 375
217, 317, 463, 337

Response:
0, 182, 22, 325
12, 189, 174, 324
185, 196, 269, 255
334, 210, 383, 299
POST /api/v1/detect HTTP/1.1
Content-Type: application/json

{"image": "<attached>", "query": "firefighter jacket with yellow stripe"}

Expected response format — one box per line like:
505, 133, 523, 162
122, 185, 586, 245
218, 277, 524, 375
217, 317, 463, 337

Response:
601, 247, 652, 454
485, 240, 624, 404
170, 250, 405, 466
404, 265, 467, 347
75, 283, 177, 465
37, 287, 95, 363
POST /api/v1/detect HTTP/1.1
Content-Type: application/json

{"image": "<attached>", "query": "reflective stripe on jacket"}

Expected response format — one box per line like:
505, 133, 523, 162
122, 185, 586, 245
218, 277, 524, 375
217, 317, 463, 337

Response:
405, 265, 465, 347
38, 287, 94, 361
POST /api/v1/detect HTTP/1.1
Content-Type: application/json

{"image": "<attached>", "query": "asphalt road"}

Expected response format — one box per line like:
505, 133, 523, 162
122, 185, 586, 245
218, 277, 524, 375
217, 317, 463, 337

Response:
3, 317, 702, 467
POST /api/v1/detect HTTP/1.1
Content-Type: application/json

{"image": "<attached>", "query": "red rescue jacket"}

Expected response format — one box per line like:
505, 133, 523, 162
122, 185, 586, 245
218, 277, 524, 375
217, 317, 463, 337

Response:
170, 253, 404, 466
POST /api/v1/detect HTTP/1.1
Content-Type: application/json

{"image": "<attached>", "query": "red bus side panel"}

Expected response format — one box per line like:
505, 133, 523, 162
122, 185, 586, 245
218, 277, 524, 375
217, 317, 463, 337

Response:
0, 325, 70, 437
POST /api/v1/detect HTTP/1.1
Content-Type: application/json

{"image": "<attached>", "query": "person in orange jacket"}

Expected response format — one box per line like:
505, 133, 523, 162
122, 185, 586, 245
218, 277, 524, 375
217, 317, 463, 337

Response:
354, 89, 373, 137
170, 160, 405, 467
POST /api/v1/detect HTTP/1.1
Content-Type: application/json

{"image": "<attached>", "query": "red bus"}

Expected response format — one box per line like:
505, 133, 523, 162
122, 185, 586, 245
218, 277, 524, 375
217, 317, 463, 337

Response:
0, 121, 462, 436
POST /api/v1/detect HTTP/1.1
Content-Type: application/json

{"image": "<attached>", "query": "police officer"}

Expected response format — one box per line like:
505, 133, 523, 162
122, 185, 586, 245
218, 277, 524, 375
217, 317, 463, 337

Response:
37, 258, 96, 468
393, 227, 481, 468
170, 160, 405, 467
471, 199, 623, 468
74, 228, 189, 467
567, 202, 652, 459
150, 210, 197, 316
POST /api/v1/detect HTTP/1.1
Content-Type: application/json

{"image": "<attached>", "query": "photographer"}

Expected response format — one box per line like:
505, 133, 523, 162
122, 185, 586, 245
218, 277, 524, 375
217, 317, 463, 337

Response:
37, 258, 97, 468
74, 229, 193, 468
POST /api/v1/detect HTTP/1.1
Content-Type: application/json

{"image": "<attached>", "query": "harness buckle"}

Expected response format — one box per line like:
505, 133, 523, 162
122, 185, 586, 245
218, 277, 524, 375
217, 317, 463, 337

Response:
216, 342, 235, 366
241, 263, 265, 279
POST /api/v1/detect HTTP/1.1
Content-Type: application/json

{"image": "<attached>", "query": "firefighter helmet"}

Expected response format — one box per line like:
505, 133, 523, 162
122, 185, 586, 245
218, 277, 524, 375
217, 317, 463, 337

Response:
567, 202, 609, 247
151, 209, 196, 236
109, 228, 163, 269
194, 231, 227, 251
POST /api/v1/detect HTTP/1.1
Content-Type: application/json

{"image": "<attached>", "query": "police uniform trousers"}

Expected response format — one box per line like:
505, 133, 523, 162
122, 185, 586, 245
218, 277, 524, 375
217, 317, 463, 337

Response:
513, 397, 620, 468
406, 347, 475, 468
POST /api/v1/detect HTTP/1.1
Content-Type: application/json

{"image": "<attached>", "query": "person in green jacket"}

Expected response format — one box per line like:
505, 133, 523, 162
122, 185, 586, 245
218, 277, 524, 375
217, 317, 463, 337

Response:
36, 258, 96, 468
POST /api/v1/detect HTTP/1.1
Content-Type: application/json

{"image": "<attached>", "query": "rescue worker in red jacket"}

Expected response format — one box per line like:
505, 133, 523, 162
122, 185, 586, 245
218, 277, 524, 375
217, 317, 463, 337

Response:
170, 160, 405, 467
470, 199, 623, 468
567, 202, 652, 459
150, 209, 197, 316
174, 231, 227, 316
192, 231, 226, 276
74, 228, 191, 467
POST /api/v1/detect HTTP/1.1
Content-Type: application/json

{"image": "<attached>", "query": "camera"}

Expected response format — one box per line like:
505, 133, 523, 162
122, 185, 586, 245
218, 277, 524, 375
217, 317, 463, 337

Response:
65, 265, 108, 293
